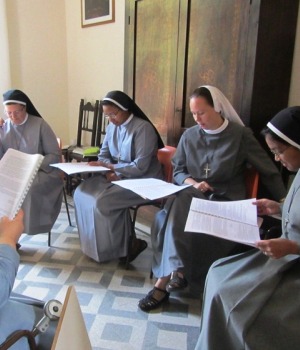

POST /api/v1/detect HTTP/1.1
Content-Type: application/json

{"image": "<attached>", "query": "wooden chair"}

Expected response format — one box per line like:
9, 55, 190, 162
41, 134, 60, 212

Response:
69, 99, 100, 161
126, 146, 177, 268
130, 146, 177, 231
66, 99, 102, 194
48, 138, 73, 247
95, 101, 108, 147
244, 164, 259, 198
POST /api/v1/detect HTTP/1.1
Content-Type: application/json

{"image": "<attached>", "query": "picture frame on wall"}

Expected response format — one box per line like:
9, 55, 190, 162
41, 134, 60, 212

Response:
81, 0, 115, 28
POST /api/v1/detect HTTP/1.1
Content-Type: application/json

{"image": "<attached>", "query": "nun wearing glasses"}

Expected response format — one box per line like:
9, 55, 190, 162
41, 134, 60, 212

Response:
74, 90, 164, 263
1, 89, 63, 235
195, 106, 300, 350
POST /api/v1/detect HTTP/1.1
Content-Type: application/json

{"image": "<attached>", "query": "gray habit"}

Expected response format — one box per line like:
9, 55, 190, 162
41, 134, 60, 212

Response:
152, 122, 286, 290
74, 116, 163, 262
0, 115, 63, 234
195, 169, 300, 350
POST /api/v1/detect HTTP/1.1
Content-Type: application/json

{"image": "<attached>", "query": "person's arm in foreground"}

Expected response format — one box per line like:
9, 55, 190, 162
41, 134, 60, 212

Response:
0, 211, 24, 308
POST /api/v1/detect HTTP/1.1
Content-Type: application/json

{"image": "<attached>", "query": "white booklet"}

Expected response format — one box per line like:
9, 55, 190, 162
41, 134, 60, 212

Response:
112, 178, 191, 200
0, 148, 44, 219
185, 197, 261, 246
50, 162, 110, 175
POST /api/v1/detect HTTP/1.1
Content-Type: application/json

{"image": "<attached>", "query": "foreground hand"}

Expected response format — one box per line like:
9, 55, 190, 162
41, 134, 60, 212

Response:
256, 238, 299, 259
253, 198, 281, 216
0, 210, 24, 248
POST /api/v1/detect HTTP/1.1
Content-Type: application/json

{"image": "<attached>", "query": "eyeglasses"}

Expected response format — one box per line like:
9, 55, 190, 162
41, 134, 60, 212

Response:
4, 108, 24, 117
104, 109, 120, 119
270, 146, 291, 157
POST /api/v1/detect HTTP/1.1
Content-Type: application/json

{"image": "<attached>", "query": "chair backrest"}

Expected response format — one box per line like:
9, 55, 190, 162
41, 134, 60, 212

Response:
244, 165, 259, 198
76, 99, 99, 147
95, 101, 108, 147
157, 146, 177, 183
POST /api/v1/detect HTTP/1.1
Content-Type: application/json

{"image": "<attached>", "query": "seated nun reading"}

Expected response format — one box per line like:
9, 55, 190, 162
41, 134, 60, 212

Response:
138, 85, 286, 311
195, 106, 300, 350
1, 89, 63, 235
74, 90, 164, 263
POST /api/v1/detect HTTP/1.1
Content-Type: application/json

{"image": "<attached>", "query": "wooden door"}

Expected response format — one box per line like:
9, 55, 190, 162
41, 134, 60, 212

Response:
184, 0, 252, 128
125, 0, 299, 146
125, 0, 188, 145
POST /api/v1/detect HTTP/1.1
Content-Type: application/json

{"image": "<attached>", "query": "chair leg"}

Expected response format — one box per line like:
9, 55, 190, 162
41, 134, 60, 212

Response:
125, 209, 138, 269
48, 231, 51, 247
63, 187, 72, 226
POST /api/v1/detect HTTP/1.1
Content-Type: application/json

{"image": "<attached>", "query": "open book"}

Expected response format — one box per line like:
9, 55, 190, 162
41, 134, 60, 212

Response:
185, 198, 261, 246
50, 162, 110, 175
112, 178, 191, 200
0, 148, 44, 219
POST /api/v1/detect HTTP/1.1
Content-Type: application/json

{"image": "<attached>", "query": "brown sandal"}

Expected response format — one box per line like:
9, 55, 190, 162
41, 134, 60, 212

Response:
138, 287, 169, 311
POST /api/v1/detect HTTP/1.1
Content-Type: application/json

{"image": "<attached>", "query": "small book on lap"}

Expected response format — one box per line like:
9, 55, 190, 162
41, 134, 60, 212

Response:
0, 148, 44, 219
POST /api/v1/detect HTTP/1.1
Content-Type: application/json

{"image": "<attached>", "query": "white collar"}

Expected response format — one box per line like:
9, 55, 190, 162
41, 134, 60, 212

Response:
203, 118, 229, 134
120, 113, 134, 127
15, 113, 29, 126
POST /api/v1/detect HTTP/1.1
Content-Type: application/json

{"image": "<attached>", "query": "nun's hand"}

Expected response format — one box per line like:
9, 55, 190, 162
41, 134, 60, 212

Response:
256, 238, 299, 259
252, 199, 281, 216
193, 181, 214, 193
0, 118, 5, 127
106, 171, 120, 182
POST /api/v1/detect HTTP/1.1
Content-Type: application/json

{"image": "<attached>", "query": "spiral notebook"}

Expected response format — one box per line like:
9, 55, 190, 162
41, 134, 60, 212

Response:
0, 148, 44, 219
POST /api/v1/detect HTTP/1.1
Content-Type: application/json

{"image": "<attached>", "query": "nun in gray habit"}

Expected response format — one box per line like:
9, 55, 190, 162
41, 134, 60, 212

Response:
1, 89, 63, 234
74, 90, 164, 263
196, 106, 300, 350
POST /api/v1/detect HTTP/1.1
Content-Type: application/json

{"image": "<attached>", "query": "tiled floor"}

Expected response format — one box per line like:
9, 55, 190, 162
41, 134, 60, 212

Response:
14, 201, 202, 350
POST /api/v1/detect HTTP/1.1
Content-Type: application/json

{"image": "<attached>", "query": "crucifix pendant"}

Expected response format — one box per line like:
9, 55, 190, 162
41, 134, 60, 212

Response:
204, 163, 210, 178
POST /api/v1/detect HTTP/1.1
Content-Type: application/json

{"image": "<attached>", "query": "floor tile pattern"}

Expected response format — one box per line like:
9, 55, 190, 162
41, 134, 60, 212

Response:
14, 201, 202, 349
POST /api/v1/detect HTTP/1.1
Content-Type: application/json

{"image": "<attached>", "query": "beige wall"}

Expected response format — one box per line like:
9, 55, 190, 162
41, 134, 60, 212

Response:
64, 0, 125, 146
0, 0, 11, 92
4, 0, 125, 146
5, 0, 68, 142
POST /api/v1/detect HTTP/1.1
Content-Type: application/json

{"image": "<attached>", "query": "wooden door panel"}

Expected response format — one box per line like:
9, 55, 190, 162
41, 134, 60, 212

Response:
184, 0, 251, 128
134, 0, 181, 143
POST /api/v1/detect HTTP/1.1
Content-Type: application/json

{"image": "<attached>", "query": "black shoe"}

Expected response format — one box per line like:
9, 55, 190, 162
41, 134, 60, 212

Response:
166, 271, 188, 293
138, 287, 169, 311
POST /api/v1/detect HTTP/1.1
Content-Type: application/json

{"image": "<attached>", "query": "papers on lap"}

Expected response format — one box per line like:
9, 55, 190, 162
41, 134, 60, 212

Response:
50, 162, 110, 175
185, 198, 261, 246
0, 148, 44, 219
112, 178, 191, 200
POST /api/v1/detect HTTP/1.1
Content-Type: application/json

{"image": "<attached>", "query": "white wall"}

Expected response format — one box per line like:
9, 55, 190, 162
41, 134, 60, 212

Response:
64, 0, 125, 145
5, 0, 68, 143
